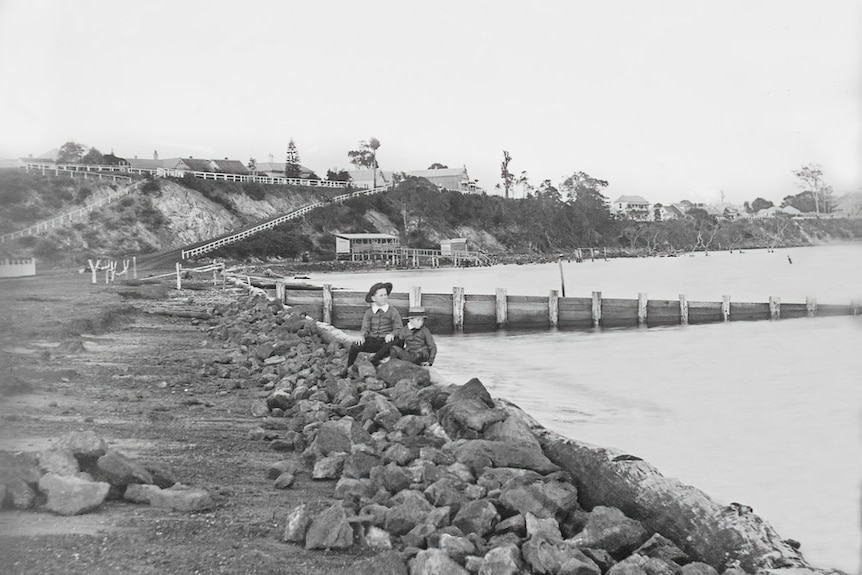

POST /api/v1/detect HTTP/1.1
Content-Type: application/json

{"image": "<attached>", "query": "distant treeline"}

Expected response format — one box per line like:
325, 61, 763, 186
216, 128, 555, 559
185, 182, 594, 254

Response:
212, 176, 862, 260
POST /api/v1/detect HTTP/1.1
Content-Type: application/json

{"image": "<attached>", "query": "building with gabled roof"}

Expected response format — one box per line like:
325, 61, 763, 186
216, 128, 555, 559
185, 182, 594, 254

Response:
333, 232, 400, 259
612, 195, 651, 221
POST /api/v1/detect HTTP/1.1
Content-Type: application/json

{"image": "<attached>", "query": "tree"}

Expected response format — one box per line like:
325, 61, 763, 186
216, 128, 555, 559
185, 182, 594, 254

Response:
537, 179, 560, 203
285, 139, 301, 178
57, 141, 86, 164
516, 171, 534, 198
751, 197, 774, 212
793, 164, 833, 215
347, 137, 381, 187
247, 157, 257, 176
560, 171, 612, 246
326, 168, 350, 182
500, 151, 513, 199
427, 162, 448, 169
80, 147, 105, 165
781, 191, 817, 213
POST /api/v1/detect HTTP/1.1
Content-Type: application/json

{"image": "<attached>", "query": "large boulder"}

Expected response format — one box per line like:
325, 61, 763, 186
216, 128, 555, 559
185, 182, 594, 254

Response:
478, 544, 523, 575
451, 499, 499, 537
569, 506, 649, 559
444, 439, 560, 476
384, 490, 435, 536
376, 359, 431, 388
307, 417, 372, 457
53, 431, 108, 461
149, 484, 213, 511
499, 480, 579, 519
410, 549, 470, 575
353, 550, 408, 575
283, 503, 313, 543
95, 449, 153, 487
38, 473, 110, 515
305, 501, 354, 550
37, 448, 80, 477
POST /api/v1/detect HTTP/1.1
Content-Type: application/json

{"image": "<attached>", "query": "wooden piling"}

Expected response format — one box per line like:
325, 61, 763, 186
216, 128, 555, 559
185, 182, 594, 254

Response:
496, 288, 508, 327
806, 297, 817, 317
453, 287, 465, 331
722, 295, 731, 322
549, 290, 559, 327
769, 296, 781, 320
132, 256, 137, 280
275, 281, 286, 303
637, 292, 648, 325
322, 284, 333, 324
410, 286, 422, 308
592, 291, 602, 327
679, 294, 689, 325
176, 262, 182, 290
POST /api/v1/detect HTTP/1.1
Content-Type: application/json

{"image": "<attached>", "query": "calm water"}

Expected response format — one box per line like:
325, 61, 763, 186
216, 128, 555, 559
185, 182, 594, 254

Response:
310, 245, 862, 572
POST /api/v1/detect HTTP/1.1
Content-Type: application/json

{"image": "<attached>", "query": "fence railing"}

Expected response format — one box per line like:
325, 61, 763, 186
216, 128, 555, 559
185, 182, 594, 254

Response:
181, 184, 393, 259
0, 181, 141, 243
21, 162, 355, 188
23, 163, 132, 183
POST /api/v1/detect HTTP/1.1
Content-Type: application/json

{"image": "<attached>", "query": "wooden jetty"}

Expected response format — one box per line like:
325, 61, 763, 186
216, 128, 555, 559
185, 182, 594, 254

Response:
277, 283, 861, 333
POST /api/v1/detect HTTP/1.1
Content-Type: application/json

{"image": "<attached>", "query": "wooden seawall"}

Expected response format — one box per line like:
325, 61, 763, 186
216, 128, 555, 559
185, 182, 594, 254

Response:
277, 283, 861, 333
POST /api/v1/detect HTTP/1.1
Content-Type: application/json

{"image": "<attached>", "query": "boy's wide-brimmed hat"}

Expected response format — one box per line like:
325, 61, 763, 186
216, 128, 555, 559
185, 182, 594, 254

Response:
365, 282, 393, 303
406, 306, 428, 319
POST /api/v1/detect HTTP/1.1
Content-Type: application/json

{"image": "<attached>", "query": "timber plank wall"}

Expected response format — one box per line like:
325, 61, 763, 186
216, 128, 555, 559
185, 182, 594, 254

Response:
277, 283, 861, 333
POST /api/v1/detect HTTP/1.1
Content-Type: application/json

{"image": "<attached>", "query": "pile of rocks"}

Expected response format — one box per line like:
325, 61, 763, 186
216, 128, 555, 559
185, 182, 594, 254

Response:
0, 431, 212, 515
204, 293, 745, 575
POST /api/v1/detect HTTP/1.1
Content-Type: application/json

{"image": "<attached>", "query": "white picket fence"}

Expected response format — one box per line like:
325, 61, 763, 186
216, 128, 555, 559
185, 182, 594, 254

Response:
0, 181, 141, 244
180, 184, 392, 259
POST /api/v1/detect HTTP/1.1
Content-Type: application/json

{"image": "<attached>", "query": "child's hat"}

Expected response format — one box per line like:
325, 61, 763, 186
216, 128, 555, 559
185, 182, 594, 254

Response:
406, 306, 428, 319
365, 281, 393, 303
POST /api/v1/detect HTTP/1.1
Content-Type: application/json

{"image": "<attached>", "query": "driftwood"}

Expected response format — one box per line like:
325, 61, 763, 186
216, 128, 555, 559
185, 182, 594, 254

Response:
497, 400, 816, 573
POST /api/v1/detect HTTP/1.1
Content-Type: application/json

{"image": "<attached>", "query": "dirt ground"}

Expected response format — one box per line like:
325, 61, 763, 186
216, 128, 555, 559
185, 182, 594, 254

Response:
0, 270, 374, 574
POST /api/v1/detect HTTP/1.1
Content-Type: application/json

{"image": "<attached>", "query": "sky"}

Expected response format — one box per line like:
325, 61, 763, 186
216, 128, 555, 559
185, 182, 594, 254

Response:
0, 0, 859, 206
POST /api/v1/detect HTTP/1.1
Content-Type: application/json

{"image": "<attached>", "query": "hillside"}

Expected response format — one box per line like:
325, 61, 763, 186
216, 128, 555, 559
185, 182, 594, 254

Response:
2, 170, 861, 269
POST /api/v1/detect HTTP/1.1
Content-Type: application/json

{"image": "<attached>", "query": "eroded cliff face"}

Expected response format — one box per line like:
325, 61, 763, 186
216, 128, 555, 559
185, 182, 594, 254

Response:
150, 182, 240, 247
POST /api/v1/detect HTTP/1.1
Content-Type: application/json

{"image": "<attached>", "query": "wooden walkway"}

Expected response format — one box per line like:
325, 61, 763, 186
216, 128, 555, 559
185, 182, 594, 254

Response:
279, 284, 861, 333
345, 247, 493, 267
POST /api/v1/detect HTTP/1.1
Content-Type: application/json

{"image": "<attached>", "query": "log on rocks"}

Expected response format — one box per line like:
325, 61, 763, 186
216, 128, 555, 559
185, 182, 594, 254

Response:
497, 400, 812, 573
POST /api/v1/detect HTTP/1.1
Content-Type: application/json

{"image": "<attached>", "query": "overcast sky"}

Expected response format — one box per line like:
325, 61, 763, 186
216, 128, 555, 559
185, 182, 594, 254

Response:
1, 0, 859, 205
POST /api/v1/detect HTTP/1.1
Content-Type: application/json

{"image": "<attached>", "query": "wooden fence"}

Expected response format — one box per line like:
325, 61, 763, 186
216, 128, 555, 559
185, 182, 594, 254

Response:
278, 284, 861, 332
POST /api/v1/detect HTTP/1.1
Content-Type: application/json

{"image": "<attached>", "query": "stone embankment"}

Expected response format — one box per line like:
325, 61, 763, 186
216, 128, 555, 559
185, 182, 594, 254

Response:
0, 431, 213, 516
200, 288, 843, 575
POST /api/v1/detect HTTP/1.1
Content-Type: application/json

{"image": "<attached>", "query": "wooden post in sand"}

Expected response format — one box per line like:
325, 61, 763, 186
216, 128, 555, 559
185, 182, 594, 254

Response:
322, 284, 333, 324
722, 296, 731, 322
769, 296, 781, 320
806, 297, 817, 317
176, 262, 182, 290
637, 292, 648, 325
495, 288, 508, 328
549, 290, 559, 327
679, 294, 689, 325
452, 287, 465, 331
591, 291, 602, 328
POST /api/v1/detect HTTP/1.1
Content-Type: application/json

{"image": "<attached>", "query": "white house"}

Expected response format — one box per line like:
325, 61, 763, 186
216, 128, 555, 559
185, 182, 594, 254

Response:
612, 195, 651, 221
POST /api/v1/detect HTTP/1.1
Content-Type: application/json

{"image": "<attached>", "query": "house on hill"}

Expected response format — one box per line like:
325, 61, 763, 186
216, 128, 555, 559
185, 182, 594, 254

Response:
410, 166, 482, 193
612, 195, 651, 221
256, 162, 318, 179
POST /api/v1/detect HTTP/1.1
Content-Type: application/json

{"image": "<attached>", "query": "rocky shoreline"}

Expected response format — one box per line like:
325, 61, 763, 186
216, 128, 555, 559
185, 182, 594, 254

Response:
206, 282, 841, 574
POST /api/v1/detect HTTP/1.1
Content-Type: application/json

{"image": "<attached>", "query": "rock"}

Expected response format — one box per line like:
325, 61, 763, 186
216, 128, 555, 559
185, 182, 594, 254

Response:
499, 480, 578, 519
439, 533, 476, 563
334, 477, 376, 501
251, 401, 270, 417
343, 450, 382, 479
353, 550, 408, 575
494, 514, 526, 536
438, 399, 508, 440
525, 513, 563, 541
0, 451, 42, 484
394, 414, 433, 437
483, 415, 542, 451
143, 461, 179, 489
370, 462, 411, 494
95, 449, 153, 487
477, 467, 543, 490
274, 472, 295, 489
38, 473, 110, 515
377, 359, 431, 388
388, 380, 423, 414
569, 506, 649, 559
424, 477, 469, 509
266, 460, 301, 480
384, 490, 434, 535
312, 452, 347, 479
607, 558, 649, 575
149, 484, 213, 511
364, 525, 393, 549
445, 439, 560, 476
680, 562, 718, 575
308, 417, 372, 457
478, 544, 523, 575
54, 430, 108, 461
642, 557, 681, 575
266, 390, 293, 411
447, 378, 495, 407
403, 523, 436, 548
452, 499, 499, 537
635, 533, 689, 565
283, 503, 313, 543
123, 483, 162, 503
426, 505, 452, 528
410, 549, 470, 575
560, 553, 603, 575
382, 443, 417, 466
37, 448, 80, 476
522, 535, 601, 575
305, 501, 354, 550
8, 480, 36, 509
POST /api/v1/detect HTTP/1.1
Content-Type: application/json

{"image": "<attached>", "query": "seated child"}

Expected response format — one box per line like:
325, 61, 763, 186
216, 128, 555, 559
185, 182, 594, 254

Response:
345, 281, 402, 371
383, 306, 437, 367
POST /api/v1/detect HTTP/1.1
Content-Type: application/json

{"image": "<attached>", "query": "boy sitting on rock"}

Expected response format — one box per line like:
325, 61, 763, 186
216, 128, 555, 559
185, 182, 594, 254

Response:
344, 281, 402, 374
374, 306, 436, 367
